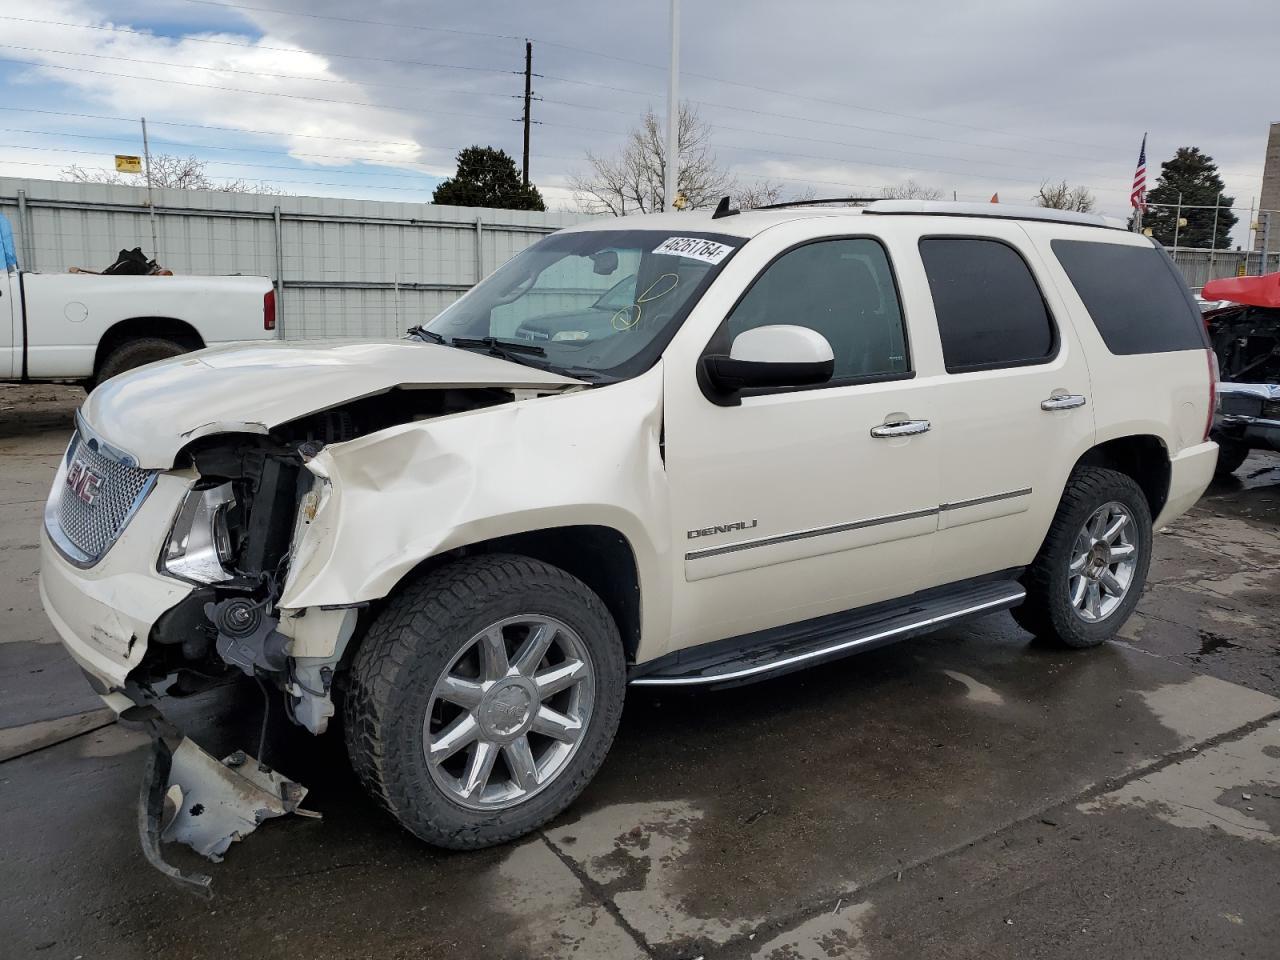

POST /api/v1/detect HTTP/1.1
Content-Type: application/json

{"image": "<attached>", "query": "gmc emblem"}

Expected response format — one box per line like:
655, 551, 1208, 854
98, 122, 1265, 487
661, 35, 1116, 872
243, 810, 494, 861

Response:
66, 458, 105, 506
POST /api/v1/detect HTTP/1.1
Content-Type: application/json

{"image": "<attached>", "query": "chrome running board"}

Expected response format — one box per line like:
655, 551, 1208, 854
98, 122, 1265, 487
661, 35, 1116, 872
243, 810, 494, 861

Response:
629, 579, 1025, 689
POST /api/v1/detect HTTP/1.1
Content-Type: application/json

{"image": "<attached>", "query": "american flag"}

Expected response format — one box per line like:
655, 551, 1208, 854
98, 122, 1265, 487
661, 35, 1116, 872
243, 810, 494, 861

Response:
1130, 134, 1148, 211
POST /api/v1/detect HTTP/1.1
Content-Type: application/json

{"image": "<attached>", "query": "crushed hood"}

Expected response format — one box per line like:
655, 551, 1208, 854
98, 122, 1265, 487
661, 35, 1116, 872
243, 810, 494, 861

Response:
81, 339, 584, 468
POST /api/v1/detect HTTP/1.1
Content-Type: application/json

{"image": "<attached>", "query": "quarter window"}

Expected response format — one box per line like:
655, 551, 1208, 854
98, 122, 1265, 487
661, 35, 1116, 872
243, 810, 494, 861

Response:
725, 238, 909, 382
1051, 239, 1208, 355
920, 238, 1056, 372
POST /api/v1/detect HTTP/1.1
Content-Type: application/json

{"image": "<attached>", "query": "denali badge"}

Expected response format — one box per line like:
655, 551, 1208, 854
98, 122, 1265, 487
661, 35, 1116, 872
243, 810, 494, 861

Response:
66, 457, 105, 506
687, 519, 758, 539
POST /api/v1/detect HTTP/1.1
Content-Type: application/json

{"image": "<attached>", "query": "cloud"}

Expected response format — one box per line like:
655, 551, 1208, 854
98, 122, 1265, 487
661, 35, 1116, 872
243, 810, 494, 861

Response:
0, 0, 1274, 228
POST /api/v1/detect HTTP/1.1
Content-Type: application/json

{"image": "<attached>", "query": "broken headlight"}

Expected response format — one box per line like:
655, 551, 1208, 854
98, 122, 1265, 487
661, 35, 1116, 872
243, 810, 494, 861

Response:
162, 483, 238, 584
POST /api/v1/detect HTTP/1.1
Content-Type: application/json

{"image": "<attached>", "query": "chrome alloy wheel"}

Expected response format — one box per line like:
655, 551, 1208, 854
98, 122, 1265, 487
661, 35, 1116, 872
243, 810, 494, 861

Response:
423, 615, 595, 811
1068, 501, 1139, 623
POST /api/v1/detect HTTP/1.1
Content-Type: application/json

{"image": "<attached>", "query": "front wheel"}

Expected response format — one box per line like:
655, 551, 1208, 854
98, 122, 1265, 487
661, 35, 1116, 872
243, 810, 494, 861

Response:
344, 554, 626, 849
1013, 467, 1153, 648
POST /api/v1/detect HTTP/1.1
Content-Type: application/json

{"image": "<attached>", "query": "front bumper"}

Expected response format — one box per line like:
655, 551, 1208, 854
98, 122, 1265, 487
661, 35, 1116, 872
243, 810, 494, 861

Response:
1214, 382, 1280, 454
39, 472, 195, 705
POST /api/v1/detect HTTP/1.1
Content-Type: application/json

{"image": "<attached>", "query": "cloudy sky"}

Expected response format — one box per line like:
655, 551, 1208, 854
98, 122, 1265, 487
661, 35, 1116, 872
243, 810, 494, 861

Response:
1, 0, 1275, 242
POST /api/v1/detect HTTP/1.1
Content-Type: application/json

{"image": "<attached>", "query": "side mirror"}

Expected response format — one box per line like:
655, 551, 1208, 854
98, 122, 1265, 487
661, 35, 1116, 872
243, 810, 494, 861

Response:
702, 325, 835, 393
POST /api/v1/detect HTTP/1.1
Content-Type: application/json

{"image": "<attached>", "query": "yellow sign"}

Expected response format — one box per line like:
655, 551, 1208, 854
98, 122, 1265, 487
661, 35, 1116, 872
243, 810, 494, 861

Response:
114, 155, 142, 173
1238, 263, 1248, 277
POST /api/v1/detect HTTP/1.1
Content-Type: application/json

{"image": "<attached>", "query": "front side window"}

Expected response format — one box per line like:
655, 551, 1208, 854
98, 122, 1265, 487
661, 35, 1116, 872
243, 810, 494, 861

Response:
426, 230, 741, 380
725, 238, 909, 382
920, 237, 1056, 372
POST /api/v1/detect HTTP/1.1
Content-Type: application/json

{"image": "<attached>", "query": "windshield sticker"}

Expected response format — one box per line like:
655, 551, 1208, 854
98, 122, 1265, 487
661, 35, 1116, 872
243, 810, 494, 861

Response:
652, 236, 733, 264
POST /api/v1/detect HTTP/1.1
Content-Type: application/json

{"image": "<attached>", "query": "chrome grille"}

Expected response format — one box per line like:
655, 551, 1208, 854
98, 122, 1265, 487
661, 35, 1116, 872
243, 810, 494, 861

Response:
50, 430, 157, 565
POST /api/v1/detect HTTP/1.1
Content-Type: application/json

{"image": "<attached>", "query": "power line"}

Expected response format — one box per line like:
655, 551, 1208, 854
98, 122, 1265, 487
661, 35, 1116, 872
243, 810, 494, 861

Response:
1, 52, 1133, 189
0, 105, 419, 151
0, 16, 514, 77
0, 55, 628, 138
0, 39, 1129, 181
1, 12, 1131, 175
0, 42, 522, 103
176, 0, 1119, 155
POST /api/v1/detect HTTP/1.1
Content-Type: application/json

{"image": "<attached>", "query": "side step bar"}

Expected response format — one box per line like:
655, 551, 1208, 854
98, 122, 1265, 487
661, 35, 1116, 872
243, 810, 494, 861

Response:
629, 579, 1025, 689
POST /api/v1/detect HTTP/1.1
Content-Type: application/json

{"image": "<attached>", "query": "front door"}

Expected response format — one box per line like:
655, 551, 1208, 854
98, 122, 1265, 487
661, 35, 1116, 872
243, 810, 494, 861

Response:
662, 232, 943, 654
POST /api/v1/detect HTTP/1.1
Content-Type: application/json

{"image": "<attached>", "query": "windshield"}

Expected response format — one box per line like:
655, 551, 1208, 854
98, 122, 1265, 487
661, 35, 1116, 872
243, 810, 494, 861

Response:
423, 229, 743, 380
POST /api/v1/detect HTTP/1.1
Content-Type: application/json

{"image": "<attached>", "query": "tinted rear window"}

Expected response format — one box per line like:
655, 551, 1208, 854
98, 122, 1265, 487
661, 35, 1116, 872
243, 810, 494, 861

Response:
919, 237, 1056, 372
1051, 239, 1208, 354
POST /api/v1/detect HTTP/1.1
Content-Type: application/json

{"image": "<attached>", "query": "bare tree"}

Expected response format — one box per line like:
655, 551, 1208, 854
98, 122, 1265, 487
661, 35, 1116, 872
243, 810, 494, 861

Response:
570, 104, 734, 215
63, 155, 286, 194
734, 180, 817, 210
879, 179, 945, 200
1033, 179, 1095, 213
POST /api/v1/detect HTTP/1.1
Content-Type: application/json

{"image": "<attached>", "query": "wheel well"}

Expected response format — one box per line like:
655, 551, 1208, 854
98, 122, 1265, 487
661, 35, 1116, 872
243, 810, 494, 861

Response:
376, 526, 643, 664
93, 317, 204, 375
1075, 435, 1171, 518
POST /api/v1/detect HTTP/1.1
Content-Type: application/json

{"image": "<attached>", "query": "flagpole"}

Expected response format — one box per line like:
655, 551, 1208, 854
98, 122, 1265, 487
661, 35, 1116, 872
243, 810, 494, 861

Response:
1132, 132, 1147, 233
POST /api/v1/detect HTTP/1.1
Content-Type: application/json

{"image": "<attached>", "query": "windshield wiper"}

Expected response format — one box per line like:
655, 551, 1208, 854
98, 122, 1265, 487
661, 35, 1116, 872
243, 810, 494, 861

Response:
451, 336, 547, 358
406, 325, 446, 344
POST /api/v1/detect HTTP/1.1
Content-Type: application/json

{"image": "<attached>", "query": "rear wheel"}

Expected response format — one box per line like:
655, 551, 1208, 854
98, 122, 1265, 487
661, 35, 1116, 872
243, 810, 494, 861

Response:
1214, 440, 1249, 477
94, 337, 189, 387
344, 554, 625, 849
1013, 467, 1152, 648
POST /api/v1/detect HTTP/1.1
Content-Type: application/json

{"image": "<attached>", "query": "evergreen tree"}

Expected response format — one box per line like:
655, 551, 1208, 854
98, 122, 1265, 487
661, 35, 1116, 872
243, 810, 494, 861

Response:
432, 146, 545, 211
1141, 147, 1235, 249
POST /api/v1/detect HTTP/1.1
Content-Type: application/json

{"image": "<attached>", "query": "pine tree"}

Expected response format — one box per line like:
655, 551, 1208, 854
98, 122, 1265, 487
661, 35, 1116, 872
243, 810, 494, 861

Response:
1141, 147, 1235, 249
432, 147, 545, 211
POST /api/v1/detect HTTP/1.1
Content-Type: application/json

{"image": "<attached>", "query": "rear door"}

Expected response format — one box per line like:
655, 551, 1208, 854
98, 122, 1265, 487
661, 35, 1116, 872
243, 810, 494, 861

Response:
919, 223, 1095, 585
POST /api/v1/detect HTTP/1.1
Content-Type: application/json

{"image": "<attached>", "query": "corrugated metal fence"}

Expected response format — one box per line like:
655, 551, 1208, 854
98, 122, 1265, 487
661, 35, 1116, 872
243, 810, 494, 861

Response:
1167, 247, 1278, 293
0, 177, 593, 340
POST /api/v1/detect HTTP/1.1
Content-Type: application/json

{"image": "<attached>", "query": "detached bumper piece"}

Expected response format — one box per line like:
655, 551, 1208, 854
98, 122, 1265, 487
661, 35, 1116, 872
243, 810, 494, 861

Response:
140, 735, 310, 895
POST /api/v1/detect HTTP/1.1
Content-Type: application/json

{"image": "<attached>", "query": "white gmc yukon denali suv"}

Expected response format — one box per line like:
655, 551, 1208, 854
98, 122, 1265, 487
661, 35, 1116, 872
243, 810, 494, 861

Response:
39, 200, 1218, 884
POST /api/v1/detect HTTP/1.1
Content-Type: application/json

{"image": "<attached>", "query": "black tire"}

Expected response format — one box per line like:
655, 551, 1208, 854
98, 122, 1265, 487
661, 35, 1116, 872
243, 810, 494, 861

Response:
94, 337, 189, 387
1214, 440, 1249, 477
343, 554, 626, 849
1012, 466, 1153, 648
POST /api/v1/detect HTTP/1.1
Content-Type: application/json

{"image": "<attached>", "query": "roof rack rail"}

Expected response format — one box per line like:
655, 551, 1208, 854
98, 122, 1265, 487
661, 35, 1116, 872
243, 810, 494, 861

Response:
862, 199, 1125, 230
753, 197, 882, 211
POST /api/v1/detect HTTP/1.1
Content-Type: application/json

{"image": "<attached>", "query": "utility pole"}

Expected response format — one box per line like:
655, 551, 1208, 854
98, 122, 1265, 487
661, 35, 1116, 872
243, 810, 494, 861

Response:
664, 0, 680, 211
521, 41, 533, 187
140, 116, 158, 260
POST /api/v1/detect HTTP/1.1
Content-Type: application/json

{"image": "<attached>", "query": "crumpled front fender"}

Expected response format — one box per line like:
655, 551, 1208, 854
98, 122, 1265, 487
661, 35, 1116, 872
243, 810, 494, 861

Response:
279, 364, 671, 646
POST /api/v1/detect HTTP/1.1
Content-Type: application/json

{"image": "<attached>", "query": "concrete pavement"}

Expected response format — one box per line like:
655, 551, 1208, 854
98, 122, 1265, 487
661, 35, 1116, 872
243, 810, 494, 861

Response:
2, 383, 1277, 960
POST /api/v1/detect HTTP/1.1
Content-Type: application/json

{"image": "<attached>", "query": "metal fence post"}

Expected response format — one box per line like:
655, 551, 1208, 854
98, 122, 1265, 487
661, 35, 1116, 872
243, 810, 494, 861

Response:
15, 189, 32, 271
474, 216, 484, 284
1264, 212, 1273, 276
273, 205, 284, 339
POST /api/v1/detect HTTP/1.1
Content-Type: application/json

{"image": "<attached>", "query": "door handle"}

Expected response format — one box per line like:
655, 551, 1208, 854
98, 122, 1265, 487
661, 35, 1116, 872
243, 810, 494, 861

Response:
1041, 393, 1086, 411
870, 419, 931, 438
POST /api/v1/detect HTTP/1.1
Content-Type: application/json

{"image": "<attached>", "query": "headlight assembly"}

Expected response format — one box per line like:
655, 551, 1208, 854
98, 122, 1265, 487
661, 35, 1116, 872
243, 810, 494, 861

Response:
161, 482, 238, 584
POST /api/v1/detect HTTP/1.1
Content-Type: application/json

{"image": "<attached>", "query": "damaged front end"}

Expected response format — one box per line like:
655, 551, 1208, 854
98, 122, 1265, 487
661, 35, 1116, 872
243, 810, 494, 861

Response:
118, 387, 540, 888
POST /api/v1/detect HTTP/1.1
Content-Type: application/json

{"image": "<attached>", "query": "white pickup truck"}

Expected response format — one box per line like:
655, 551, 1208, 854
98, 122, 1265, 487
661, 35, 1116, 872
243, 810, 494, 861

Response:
1, 228, 276, 386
